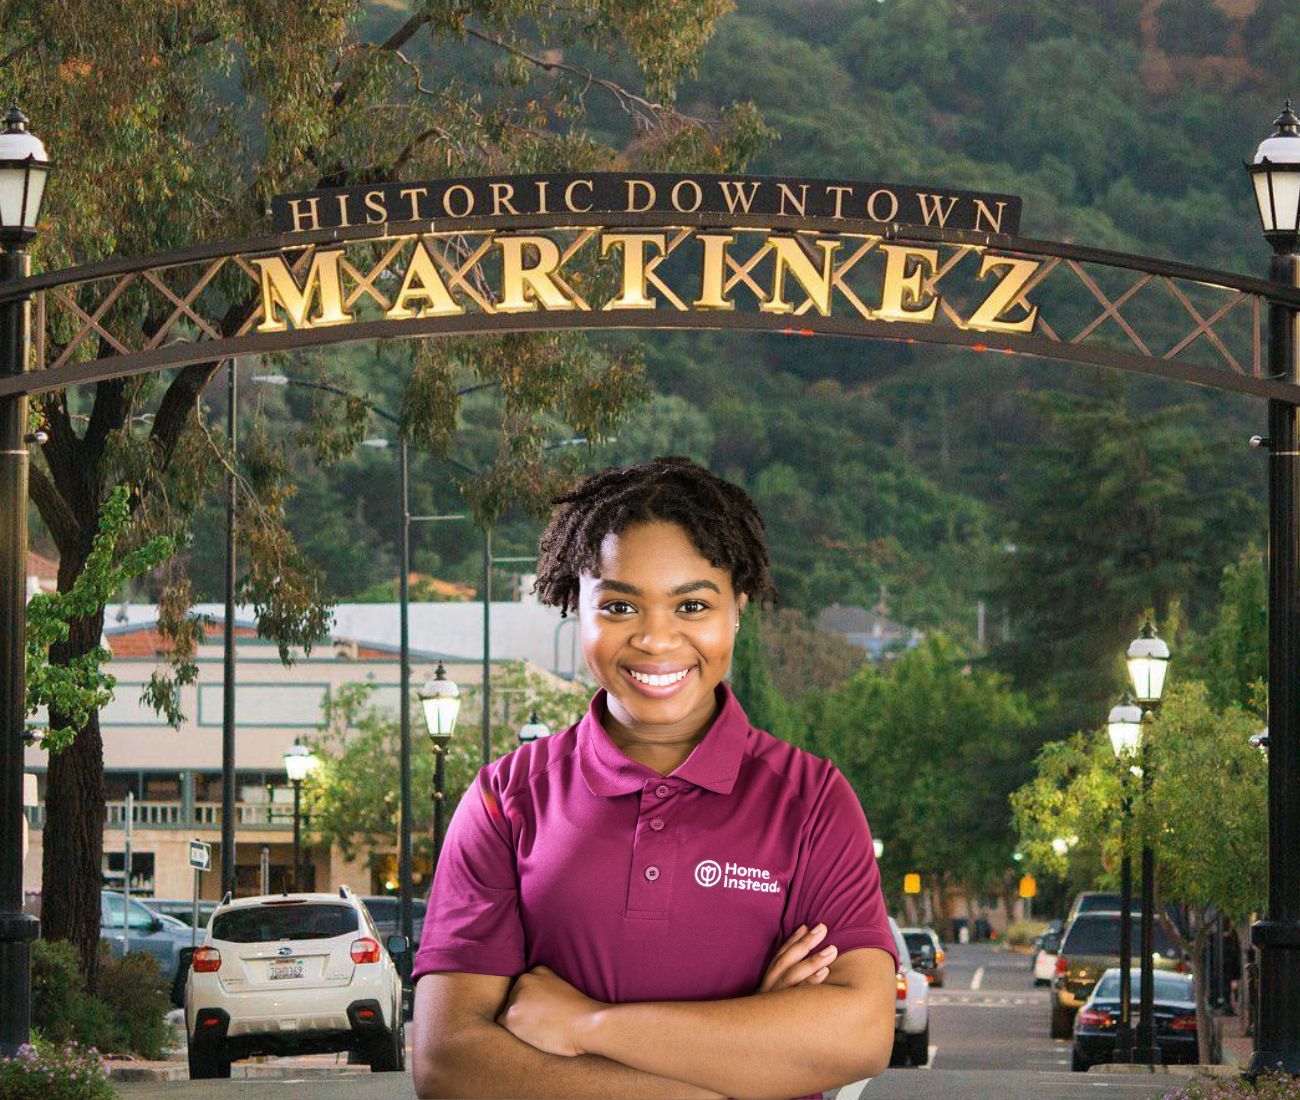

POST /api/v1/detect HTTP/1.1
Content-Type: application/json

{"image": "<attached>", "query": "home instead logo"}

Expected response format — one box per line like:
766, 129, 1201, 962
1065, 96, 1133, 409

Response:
694, 859, 782, 894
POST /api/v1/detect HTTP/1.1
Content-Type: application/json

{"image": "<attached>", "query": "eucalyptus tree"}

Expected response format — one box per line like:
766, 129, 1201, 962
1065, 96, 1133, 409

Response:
3, 0, 766, 987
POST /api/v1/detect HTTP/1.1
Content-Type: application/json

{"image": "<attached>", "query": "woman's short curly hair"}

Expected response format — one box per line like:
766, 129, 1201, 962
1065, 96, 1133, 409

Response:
534, 456, 777, 616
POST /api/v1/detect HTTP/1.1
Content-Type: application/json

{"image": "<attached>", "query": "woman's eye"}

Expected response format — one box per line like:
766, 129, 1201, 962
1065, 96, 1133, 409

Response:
679, 600, 709, 614
602, 601, 635, 615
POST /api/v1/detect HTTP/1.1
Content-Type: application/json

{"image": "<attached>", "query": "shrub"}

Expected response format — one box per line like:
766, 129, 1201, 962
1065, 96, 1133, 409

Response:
96, 950, 171, 1060
1002, 920, 1050, 947
0, 1038, 113, 1100
1164, 1071, 1300, 1099
30, 941, 85, 1043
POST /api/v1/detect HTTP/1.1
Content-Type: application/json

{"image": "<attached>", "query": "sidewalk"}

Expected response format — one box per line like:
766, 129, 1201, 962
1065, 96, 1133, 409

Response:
1219, 1012, 1253, 1071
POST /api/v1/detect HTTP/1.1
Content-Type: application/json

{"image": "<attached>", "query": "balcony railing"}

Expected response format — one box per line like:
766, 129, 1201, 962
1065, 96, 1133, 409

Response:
25, 800, 309, 831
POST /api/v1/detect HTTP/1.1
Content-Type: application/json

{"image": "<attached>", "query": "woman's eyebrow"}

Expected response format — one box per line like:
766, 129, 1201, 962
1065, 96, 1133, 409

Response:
669, 580, 722, 596
594, 579, 642, 595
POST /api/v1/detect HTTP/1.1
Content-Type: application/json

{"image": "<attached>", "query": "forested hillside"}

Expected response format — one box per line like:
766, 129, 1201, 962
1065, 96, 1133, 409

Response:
152, 0, 1294, 737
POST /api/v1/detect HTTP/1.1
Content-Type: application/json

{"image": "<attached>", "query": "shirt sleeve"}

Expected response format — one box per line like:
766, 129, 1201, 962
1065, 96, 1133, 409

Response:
783, 766, 899, 970
411, 767, 526, 981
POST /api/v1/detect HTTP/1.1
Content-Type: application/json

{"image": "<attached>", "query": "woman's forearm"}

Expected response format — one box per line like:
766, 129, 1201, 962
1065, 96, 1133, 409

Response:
576, 985, 885, 1100
416, 1016, 727, 1100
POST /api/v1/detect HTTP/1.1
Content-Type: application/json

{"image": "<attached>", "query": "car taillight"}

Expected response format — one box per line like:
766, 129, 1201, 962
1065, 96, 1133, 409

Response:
935, 949, 946, 965
1055, 955, 1069, 976
1171, 1014, 1198, 1032
1175, 960, 1190, 973
896, 972, 907, 1000
351, 937, 381, 964
924, 973, 935, 984
1077, 1008, 1114, 1030
192, 947, 221, 973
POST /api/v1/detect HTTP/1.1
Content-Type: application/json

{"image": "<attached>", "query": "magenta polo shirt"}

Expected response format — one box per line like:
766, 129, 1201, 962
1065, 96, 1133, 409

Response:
413, 683, 898, 1096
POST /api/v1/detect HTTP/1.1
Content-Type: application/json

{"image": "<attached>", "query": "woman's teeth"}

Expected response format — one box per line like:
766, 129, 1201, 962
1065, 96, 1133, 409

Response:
629, 668, 689, 687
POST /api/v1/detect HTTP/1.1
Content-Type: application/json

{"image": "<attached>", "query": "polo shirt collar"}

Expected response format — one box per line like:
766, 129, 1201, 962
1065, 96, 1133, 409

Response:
578, 683, 751, 798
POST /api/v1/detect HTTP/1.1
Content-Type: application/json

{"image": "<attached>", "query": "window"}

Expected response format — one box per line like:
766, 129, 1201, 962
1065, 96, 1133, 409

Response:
1063, 917, 1178, 958
211, 903, 359, 943
101, 893, 162, 931
1094, 972, 1193, 1001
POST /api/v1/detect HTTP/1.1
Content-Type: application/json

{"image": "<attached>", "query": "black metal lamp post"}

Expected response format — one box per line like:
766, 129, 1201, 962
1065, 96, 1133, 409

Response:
1108, 695, 1144, 1064
282, 741, 318, 892
1247, 101, 1300, 1076
419, 664, 461, 871
0, 105, 50, 1057
1125, 621, 1170, 1066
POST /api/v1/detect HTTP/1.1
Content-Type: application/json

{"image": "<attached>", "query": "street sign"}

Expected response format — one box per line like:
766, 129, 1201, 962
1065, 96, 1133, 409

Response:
189, 840, 212, 872
1019, 874, 1037, 899
903, 872, 922, 895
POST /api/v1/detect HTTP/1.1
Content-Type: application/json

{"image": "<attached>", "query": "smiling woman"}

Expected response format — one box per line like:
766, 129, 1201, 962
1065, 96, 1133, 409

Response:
410, 457, 899, 1100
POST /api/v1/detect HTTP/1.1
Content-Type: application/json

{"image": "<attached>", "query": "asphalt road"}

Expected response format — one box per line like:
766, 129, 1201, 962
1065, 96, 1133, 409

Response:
114, 943, 1197, 1100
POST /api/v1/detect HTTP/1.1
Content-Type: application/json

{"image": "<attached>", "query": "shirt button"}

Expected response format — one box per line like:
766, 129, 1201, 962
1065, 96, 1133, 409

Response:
650, 818, 665, 831
655, 784, 671, 797
644, 866, 660, 881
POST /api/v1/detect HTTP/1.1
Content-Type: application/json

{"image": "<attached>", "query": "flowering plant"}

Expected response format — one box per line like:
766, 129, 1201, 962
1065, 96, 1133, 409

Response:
0, 1038, 113, 1100
1163, 1071, 1300, 1100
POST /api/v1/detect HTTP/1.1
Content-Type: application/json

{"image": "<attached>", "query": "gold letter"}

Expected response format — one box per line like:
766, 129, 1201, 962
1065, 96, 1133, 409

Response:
535, 179, 550, 214
335, 193, 352, 227
289, 198, 319, 233
973, 199, 1008, 233
602, 233, 667, 310
916, 193, 960, 227
877, 244, 939, 322
399, 187, 429, 220
718, 180, 760, 214
671, 179, 703, 213
499, 235, 575, 312
867, 189, 900, 222
694, 234, 735, 310
364, 190, 387, 224
826, 185, 853, 219
442, 185, 473, 218
490, 182, 520, 216
255, 250, 352, 332
625, 179, 655, 213
385, 241, 464, 320
761, 236, 841, 316
565, 179, 594, 213
777, 183, 808, 217
964, 254, 1040, 333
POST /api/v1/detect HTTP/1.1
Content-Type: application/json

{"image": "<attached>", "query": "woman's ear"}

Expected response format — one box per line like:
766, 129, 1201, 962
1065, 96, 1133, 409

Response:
735, 592, 749, 628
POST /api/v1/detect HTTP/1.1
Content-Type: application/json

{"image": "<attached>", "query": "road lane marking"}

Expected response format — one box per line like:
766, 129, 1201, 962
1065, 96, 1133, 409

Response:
970, 966, 984, 990
922, 1044, 937, 1069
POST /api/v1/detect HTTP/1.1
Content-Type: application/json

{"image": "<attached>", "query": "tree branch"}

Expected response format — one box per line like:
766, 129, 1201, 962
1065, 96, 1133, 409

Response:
28, 463, 80, 553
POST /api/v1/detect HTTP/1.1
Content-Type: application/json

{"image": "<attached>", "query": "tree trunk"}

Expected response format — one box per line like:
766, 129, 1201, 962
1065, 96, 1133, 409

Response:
1188, 921, 1217, 1065
39, 601, 107, 992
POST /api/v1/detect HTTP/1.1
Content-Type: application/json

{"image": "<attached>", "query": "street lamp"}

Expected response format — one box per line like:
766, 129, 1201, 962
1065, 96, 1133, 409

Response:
420, 664, 461, 871
517, 711, 550, 743
0, 106, 49, 1057
1124, 622, 1168, 1066
282, 741, 318, 892
1246, 104, 1300, 1074
1107, 695, 1144, 1064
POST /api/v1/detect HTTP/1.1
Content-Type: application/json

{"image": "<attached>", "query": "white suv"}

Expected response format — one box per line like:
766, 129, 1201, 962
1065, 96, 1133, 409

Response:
184, 887, 406, 1078
888, 916, 930, 1066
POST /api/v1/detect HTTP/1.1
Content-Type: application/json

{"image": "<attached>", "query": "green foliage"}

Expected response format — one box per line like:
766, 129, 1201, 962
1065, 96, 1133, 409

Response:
0, 1038, 113, 1100
807, 635, 1034, 894
30, 941, 169, 1059
24, 486, 175, 749
305, 662, 592, 874
1184, 548, 1267, 715
1002, 920, 1050, 947
729, 610, 806, 745
1165, 1071, 1300, 1100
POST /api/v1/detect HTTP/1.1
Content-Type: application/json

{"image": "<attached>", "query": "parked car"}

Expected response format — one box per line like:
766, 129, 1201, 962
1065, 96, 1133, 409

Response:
1066, 892, 1122, 922
184, 887, 408, 1079
1072, 968, 1199, 1071
360, 894, 425, 943
145, 897, 219, 931
100, 890, 195, 1005
887, 917, 930, 1066
1050, 913, 1185, 1039
900, 927, 946, 987
1032, 927, 1062, 987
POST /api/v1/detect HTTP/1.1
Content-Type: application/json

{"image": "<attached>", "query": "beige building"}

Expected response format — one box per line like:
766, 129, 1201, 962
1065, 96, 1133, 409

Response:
23, 611, 576, 905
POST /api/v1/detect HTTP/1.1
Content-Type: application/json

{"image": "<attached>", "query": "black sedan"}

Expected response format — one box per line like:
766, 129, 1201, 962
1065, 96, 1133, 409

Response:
1072, 968, 1199, 1071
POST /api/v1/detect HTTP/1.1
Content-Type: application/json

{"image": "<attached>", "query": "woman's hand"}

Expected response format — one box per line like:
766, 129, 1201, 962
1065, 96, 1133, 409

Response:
755, 923, 837, 993
496, 964, 604, 1057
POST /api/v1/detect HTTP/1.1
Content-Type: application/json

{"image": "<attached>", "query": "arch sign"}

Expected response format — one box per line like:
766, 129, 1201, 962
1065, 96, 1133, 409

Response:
2, 170, 1299, 402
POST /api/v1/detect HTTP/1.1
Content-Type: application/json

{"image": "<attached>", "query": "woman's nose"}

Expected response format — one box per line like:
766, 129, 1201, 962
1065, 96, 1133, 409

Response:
630, 614, 680, 652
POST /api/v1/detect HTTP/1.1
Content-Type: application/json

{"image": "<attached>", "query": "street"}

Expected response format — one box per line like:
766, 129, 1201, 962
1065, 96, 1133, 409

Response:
112, 943, 1197, 1100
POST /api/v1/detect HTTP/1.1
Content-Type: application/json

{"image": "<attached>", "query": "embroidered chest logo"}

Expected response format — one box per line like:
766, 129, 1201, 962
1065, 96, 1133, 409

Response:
694, 859, 782, 894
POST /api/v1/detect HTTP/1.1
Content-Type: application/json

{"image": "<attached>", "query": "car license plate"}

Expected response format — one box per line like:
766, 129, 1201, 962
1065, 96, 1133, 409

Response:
269, 959, 303, 981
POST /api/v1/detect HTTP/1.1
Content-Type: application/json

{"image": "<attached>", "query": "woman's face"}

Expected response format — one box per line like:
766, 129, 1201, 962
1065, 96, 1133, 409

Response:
578, 520, 747, 744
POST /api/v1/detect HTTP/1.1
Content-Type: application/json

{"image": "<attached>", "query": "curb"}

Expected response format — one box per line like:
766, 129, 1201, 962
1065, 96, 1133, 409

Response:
107, 1060, 374, 1082
1089, 1064, 1239, 1077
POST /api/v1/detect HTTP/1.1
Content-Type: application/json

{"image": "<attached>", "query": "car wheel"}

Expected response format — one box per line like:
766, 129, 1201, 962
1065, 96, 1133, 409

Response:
1071, 1049, 1090, 1073
889, 1038, 906, 1067
906, 1026, 929, 1066
369, 1009, 404, 1072
1050, 1004, 1074, 1040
